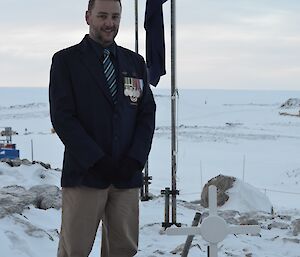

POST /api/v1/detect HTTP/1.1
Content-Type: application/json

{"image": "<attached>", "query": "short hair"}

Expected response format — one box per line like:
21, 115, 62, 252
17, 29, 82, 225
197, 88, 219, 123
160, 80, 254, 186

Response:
88, 0, 122, 11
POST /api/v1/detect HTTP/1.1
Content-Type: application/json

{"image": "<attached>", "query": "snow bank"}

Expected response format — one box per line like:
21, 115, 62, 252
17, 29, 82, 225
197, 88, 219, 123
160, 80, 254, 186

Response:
221, 179, 273, 213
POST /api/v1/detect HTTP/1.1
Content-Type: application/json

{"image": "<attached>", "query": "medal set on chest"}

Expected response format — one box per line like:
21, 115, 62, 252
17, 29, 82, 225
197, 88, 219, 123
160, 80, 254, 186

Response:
123, 76, 144, 104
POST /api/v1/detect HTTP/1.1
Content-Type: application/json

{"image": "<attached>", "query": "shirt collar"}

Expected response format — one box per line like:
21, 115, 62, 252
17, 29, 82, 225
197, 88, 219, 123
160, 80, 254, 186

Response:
87, 35, 117, 59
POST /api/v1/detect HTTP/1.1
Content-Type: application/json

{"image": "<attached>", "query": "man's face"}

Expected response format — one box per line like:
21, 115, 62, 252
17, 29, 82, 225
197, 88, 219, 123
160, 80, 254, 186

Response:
86, 0, 121, 47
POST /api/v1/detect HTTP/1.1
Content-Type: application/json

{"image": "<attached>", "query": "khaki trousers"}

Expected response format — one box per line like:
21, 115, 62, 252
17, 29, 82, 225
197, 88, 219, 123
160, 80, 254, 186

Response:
57, 186, 139, 257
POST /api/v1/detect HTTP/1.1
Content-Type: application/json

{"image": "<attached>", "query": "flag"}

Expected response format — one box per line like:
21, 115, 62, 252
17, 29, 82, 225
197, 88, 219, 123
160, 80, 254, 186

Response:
144, 0, 168, 87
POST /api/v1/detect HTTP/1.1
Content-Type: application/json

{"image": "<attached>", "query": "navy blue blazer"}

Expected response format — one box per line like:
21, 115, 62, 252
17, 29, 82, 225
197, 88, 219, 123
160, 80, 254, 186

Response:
49, 35, 156, 188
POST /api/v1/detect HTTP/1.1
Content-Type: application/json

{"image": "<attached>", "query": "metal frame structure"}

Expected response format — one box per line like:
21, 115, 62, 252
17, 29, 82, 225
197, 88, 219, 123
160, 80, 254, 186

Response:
135, 0, 153, 202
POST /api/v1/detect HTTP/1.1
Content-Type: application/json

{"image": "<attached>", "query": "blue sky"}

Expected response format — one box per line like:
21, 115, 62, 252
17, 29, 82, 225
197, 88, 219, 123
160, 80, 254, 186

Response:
0, 0, 299, 90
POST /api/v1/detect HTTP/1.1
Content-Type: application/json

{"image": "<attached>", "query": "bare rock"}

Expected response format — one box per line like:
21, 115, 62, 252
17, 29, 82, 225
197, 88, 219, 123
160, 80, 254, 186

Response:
239, 217, 259, 226
21, 159, 32, 166
170, 243, 201, 255
291, 219, 300, 236
278, 215, 292, 221
0, 184, 62, 219
201, 174, 236, 208
0, 159, 21, 167
219, 210, 240, 225
0, 186, 35, 218
170, 243, 185, 254
0, 158, 32, 167
32, 161, 51, 170
267, 221, 289, 230
282, 238, 300, 244
29, 185, 61, 210
280, 98, 300, 109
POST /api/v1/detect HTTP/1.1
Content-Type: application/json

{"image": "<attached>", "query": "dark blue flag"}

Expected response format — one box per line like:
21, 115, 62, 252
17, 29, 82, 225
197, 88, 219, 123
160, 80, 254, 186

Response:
144, 0, 167, 86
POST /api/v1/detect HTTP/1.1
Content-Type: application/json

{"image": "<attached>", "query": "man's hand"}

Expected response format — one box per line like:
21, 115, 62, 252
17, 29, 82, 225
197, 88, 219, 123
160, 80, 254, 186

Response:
90, 155, 116, 181
118, 157, 142, 181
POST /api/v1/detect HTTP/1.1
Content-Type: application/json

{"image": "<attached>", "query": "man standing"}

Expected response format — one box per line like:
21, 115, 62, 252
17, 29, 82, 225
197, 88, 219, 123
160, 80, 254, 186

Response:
49, 0, 156, 256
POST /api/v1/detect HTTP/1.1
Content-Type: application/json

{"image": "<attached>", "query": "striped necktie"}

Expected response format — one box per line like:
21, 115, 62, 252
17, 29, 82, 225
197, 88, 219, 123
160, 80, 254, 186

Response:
103, 49, 117, 104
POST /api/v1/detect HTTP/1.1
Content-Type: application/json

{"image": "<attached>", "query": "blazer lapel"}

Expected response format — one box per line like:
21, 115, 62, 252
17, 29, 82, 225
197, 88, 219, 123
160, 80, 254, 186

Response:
78, 36, 114, 106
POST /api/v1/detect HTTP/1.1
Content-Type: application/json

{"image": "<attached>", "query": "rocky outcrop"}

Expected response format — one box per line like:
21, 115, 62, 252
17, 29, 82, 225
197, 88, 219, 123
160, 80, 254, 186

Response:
0, 184, 61, 218
280, 98, 300, 109
0, 159, 52, 169
29, 185, 61, 210
200, 174, 272, 213
201, 174, 236, 208
0, 186, 35, 218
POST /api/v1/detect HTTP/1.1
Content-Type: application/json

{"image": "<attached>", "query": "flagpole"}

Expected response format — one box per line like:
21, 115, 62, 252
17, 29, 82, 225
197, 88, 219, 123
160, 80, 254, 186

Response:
171, 0, 179, 226
137, 0, 152, 201
135, 0, 139, 53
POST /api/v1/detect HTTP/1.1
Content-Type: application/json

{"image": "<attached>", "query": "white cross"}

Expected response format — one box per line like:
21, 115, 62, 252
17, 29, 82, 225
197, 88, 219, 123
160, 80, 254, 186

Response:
166, 185, 261, 257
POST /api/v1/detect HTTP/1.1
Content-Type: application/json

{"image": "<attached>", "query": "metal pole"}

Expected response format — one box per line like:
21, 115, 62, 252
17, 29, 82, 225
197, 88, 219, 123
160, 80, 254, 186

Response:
135, 0, 151, 201
144, 161, 150, 197
135, 0, 139, 54
140, 173, 145, 199
200, 161, 203, 190
135, 0, 142, 199
141, 160, 152, 201
242, 155, 246, 182
161, 187, 170, 228
31, 139, 34, 162
165, 188, 170, 226
171, 0, 178, 225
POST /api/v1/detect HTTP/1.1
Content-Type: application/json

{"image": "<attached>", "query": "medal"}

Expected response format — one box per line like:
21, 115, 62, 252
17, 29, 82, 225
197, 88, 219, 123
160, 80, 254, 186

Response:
124, 76, 143, 103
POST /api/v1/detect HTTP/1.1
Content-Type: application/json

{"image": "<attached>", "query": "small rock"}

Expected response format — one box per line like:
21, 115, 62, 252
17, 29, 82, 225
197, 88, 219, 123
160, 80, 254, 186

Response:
21, 159, 32, 166
170, 243, 184, 254
32, 161, 51, 169
240, 218, 259, 226
282, 238, 300, 244
267, 221, 289, 230
291, 219, 300, 236
153, 250, 165, 255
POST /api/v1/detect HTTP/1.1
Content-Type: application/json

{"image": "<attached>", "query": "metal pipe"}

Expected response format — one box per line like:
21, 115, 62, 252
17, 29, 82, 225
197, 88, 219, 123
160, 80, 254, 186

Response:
144, 161, 149, 197
31, 139, 34, 162
165, 187, 170, 226
171, 0, 177, 225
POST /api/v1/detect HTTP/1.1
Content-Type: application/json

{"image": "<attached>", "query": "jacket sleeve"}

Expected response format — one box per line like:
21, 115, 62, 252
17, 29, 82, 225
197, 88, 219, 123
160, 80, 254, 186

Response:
127, 59, 156, 167
49, 52, 104, 170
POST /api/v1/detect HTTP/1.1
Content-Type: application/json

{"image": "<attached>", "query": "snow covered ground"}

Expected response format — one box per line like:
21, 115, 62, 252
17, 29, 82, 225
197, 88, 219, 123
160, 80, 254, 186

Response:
0, 87, 300, 257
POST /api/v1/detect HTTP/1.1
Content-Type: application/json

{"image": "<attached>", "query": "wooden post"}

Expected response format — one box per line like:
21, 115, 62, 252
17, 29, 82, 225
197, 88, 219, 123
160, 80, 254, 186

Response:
181, 212, 202, 257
